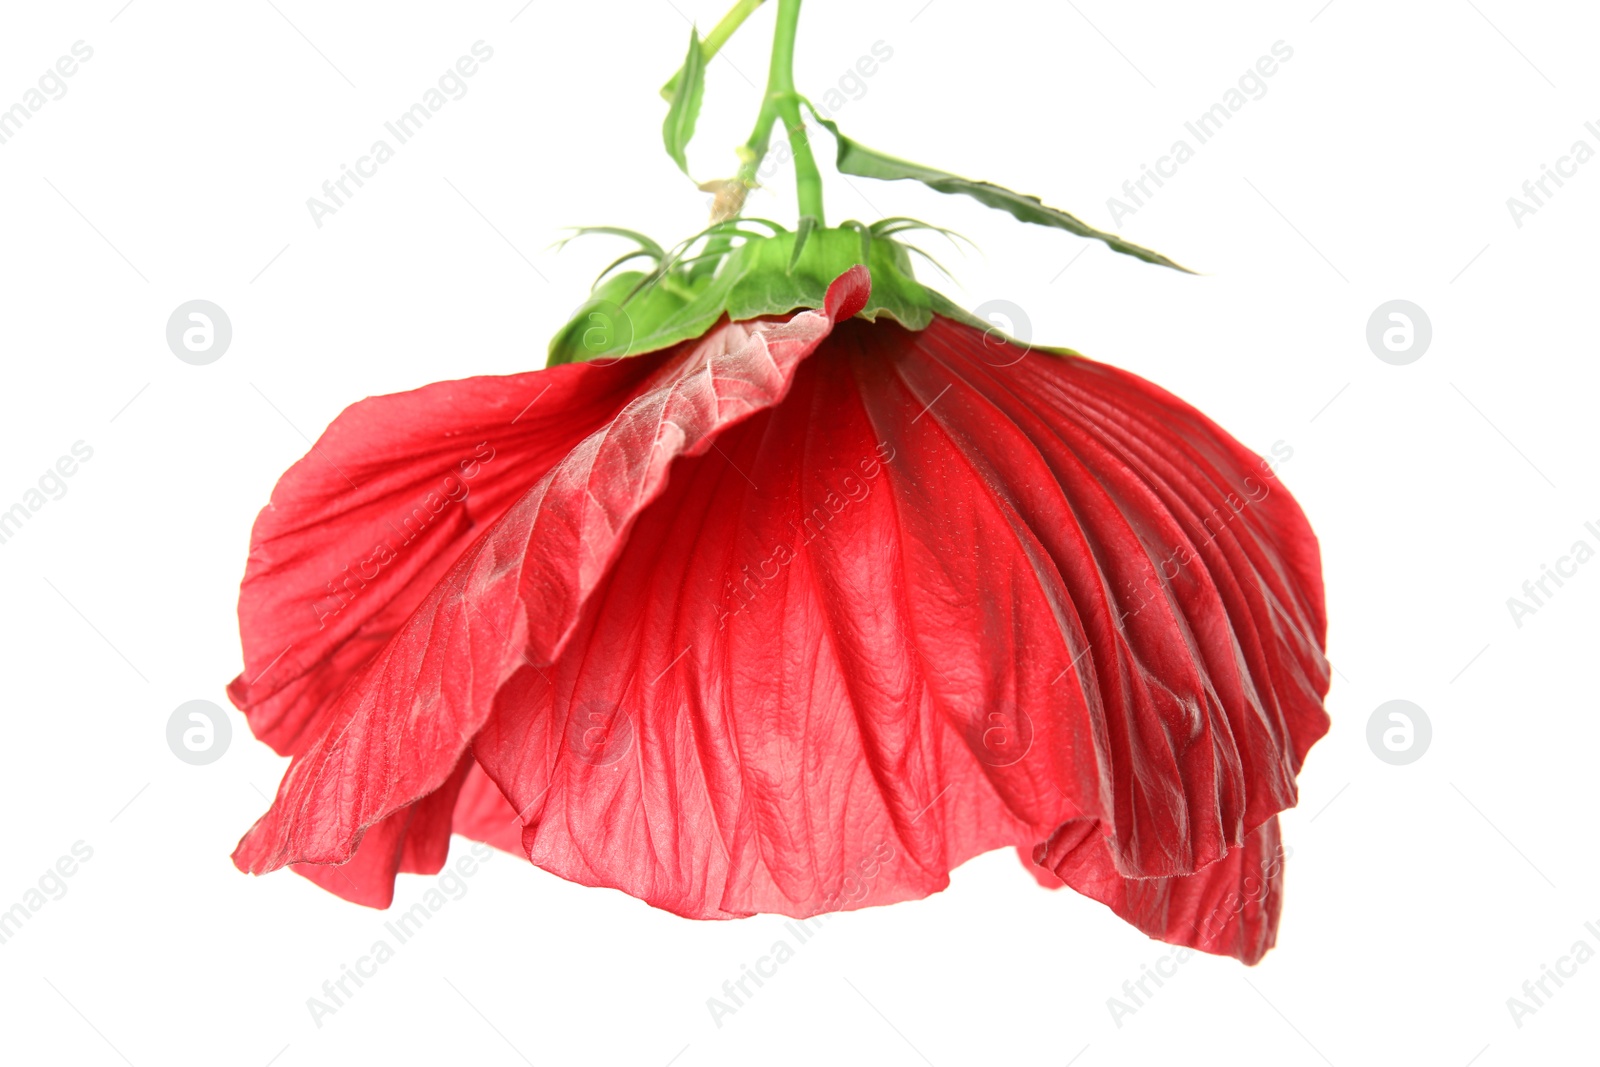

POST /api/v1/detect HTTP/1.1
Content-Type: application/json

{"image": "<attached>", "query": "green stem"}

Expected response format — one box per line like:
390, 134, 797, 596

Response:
686, 0, 819, 280
737, 0, 824, 224
705, 0, 767, 59
660, 0, 768, 99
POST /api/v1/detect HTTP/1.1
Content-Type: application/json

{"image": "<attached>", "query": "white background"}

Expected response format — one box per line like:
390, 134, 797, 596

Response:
1, 1, 1596, 1064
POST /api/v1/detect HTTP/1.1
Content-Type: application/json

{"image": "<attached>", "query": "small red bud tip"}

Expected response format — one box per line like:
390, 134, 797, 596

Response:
823, 263, 872, 321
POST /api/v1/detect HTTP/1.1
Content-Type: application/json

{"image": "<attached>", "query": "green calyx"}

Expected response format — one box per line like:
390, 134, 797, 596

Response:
549, 222, 937, 366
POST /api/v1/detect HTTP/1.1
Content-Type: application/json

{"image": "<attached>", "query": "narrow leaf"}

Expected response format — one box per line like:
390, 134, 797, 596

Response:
840, 218, 872, 264
806, 108, 1191, 273
662, 29, 707, 176
594, 250, 662, 286
557, 226, 667, 261
787, 215, 818, 273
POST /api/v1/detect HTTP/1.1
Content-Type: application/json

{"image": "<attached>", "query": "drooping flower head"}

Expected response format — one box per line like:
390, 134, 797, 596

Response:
229, 0, 1329, 965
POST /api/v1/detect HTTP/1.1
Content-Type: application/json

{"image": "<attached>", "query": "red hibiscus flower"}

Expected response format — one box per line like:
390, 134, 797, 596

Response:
228, 0, 1329, 965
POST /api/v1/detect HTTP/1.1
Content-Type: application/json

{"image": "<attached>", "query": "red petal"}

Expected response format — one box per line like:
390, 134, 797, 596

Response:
451, 758, 527, 857
289, 757, 524, 909
232, 268, 872, 880
288, 754, 472, 908
895, 321, 1330, 877
232, 263, 1324, 960
1036, 815, 1286, 964
470, 308, 1326, 959
226, 355, 673, 901
228, 361, 665, 757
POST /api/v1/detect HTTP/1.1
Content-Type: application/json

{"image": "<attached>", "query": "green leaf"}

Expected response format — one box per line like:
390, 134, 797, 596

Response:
787, 215, 818, 273
661, 0, 767, 99
805, 107, 1192, 273
662, 29, 707, 175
